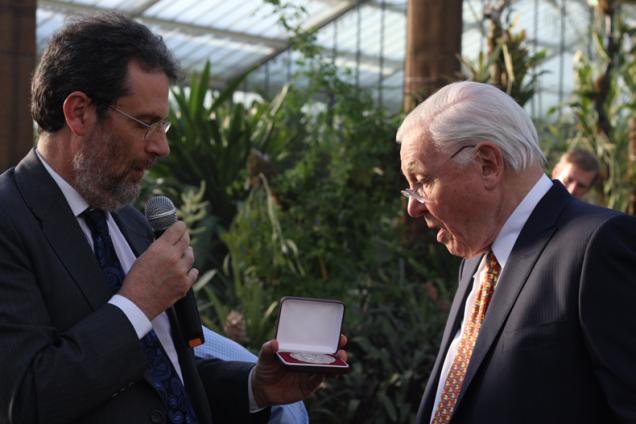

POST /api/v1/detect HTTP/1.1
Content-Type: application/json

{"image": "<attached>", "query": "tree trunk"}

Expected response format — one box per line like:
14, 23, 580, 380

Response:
403, 0, 463, 112
0, 0, 36, 171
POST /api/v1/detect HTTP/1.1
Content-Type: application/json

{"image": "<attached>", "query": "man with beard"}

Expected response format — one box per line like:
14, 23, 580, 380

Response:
398, 81, 636, 423
0, 14, 345, 424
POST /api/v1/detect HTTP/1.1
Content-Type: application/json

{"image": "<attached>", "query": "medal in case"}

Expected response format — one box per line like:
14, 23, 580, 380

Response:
275, 297, 349, 374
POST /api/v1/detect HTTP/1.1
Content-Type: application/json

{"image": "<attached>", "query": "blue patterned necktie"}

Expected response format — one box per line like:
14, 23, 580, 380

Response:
82, 208, 199, 424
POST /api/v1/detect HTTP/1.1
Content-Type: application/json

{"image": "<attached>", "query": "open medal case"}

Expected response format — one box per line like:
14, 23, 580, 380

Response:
275, 297, 349, 374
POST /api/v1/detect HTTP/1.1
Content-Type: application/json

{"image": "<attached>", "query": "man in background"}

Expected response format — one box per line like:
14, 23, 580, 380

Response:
551, 148, 599, 198
0, 14, 344, 424
398, 81, 636, 423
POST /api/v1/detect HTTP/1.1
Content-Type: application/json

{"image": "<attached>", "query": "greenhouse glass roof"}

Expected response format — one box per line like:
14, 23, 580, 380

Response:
36, 0, 627, 116
37, 1, 407, 107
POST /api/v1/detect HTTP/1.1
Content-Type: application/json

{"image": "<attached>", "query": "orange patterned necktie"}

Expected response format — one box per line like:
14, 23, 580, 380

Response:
431, 251, 501, 424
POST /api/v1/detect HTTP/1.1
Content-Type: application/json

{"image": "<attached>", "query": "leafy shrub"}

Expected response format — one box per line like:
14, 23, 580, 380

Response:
144, 62, 292, 271
309, 274, 451, 423
212, 66, 459, 421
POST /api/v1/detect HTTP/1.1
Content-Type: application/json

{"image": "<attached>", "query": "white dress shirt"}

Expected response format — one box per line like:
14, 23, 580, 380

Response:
430, 174, 553, 420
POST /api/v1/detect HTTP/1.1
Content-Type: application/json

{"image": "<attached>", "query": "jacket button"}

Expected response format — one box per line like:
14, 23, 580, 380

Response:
149, 409, 165, 424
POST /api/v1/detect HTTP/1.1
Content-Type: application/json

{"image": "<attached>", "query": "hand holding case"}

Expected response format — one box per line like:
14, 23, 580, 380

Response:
275, 297, 349, 373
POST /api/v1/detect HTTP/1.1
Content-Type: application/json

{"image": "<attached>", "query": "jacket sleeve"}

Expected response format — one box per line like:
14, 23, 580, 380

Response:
580, 213, 636, 422
0, 212, 148, 424
197, 358, 271, 424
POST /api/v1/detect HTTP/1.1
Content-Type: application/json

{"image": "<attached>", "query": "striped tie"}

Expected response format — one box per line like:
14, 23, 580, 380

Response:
432, 251, 500, 424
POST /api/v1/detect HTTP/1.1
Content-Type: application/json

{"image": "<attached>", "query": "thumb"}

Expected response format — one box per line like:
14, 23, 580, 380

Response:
258, 339, 279, 364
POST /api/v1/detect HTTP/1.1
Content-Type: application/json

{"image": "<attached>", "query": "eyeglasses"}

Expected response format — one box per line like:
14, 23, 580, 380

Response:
109, 105, 171, 140
401, 144, 476, 204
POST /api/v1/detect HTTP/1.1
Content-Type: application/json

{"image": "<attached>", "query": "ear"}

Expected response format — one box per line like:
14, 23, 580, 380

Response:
475, 142, 505, 190
62, 91, 96, 136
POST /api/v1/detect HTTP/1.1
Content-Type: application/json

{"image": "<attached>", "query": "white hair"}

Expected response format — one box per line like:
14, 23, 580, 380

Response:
397, 81, 545, 171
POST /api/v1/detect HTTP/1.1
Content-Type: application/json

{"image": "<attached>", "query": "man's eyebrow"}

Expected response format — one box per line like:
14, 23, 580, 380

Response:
137, 113, 166, 123
405, 160, 427, 176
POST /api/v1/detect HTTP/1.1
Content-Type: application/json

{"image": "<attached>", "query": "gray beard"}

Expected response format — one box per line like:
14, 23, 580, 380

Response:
72, 131, 141, 211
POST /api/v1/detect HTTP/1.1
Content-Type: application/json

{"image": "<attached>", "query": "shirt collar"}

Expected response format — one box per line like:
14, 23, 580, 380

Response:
35, 148, 90, 217
491, 174, 553, 269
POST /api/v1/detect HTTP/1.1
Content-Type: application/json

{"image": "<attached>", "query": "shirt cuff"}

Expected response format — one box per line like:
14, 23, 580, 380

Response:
108, 294, 152, 339
248, 367, 267, 413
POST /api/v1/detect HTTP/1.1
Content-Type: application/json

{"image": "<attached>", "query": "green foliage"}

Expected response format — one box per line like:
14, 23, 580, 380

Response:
223, 175, 305, 284
566, 53, 631, 209
547, 5, 636, 212
212, 77, 414, 341
309, 272, 452, 423
199, 264, 279, 350
205, 6, 460, 420
461, 4, 547, 106
216, 85, 456, 418
145, 62, 292, 269
201, 175, 305, 348
174, 182, 218, 270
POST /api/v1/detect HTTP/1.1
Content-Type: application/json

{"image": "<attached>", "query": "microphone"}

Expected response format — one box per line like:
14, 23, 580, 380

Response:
145, 196, 204, 348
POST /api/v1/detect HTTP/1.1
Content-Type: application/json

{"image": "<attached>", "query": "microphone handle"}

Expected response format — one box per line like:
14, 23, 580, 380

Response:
153, 229, 204, 348
173, 289, 204, 348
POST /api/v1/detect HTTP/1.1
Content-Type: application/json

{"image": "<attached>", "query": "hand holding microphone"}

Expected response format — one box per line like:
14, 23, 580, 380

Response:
119, 196, 204, 347
145, 196, 205, 348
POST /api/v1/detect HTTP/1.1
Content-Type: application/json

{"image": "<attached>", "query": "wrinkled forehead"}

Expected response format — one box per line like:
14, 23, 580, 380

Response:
398, 111, 442, 153
397, 105, 429, 144
399, 128, 441, 176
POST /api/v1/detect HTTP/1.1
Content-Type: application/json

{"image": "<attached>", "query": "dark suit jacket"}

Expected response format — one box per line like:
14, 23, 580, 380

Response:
0, 150, 267, 424
417, 182, 636, 423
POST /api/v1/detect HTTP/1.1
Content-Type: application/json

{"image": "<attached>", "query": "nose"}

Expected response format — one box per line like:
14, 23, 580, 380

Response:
407, 197, 428, 217
146, 132, 170, 158
565, 181, 578, 197
571, 186, 585, 198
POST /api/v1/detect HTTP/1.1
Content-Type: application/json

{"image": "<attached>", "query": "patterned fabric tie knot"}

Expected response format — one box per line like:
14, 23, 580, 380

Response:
81, 208, 125, 293
82, 208, 108, 234
432, 250, 501, 424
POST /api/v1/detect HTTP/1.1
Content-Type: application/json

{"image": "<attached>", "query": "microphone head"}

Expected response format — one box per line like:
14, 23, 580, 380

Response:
144, 196, 177, 233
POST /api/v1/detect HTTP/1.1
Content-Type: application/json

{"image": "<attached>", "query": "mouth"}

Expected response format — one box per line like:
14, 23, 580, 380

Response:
425, 219, 447, 243
129, 159, 155, 180
131, 168, 145, 179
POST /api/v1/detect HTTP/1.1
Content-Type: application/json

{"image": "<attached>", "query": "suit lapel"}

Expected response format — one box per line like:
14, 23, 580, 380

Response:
419, 255, 480, 421
14, 150, 112, 309
455, 183, 570, 407
111, 208, 152, 257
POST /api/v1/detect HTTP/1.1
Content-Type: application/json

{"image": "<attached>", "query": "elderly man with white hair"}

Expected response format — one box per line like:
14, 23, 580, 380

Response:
398, 81, 636, 423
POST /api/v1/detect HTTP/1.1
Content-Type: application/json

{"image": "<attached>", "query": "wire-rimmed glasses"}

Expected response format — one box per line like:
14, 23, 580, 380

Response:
109, 105, 171, 140
401, 144, 476, 204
